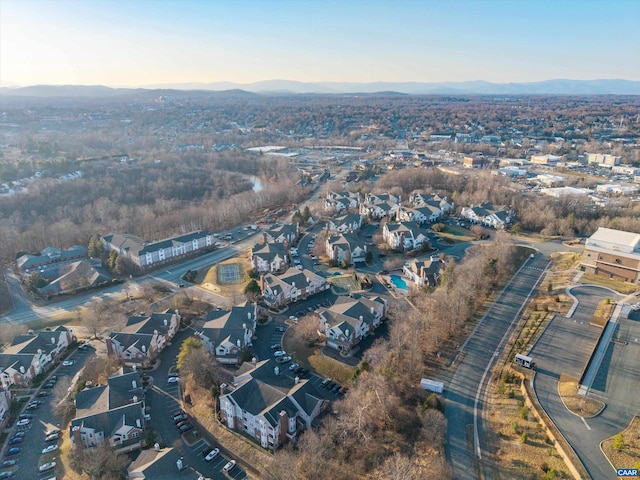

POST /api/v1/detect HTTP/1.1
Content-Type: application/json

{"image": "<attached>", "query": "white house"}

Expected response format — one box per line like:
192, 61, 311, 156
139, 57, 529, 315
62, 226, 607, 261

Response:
328, 213, 363, 234
71, 370, 147, 453
318, 295, 387, 353
197, 303, 257, 364
410, 192, 454, 214
0, 326, 75, 388
403, 256, 446, 287
460, 203, 512, 229
324, 191, 360, 212
383, 222, 429, 250
265, 223, 299, 244
396, 205, 441, 224
325, 233, 367, 264
219, 359, 330, 450
105, 309, 180, 368
251, 242, 288, 273
101, 230, 214, 270
261, 268, 328, 309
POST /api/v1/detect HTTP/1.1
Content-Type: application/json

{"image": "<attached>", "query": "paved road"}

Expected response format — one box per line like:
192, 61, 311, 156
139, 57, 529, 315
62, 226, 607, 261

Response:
445, 252, 548, 480
531, 286, 640, 480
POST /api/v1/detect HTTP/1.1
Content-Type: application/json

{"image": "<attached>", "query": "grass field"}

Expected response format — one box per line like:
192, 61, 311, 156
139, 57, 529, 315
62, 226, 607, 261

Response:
436, 225, 475, 243
579, 273, 638, 294
195, 255, 251, 297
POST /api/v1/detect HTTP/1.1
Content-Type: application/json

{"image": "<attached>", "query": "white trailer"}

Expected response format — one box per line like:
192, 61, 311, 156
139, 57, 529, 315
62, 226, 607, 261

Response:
420, 378, 444, 394
514, 353, 536, 369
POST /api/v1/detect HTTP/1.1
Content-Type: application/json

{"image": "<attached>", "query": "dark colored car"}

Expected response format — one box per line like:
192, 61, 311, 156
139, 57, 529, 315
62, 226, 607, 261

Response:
176, 420, 191, 428
179, 423, 194, 433
331, 384, 342, 393
8, 438, 22, 445
37, 391, 49, 397
0, 460, 16, 468
298, 368, 309, 377
4, 448, 20, 457
325, 381, 336, 390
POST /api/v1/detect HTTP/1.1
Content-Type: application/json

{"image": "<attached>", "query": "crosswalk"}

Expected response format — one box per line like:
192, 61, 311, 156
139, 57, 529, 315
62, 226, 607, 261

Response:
524, 266, 545, 272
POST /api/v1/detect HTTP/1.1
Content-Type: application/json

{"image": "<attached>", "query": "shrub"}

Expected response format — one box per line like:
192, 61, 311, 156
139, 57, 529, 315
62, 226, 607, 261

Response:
519, 405, 529, 420
511, 421, 520, 434
612, 433, 625, 451
520, 432, 528, 444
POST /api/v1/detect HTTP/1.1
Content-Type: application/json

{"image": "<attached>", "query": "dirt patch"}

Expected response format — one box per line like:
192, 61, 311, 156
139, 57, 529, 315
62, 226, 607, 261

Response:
602, 416, 640, 472
486, 380, 571, 479
558, 374, 604, 418
549, 252, 581, 271
579, 273, 638, 294
590, 299, 615, 327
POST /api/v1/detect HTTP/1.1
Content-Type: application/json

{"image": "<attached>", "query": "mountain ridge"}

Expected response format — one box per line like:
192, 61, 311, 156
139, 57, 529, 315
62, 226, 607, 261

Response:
2, 79, 639, 97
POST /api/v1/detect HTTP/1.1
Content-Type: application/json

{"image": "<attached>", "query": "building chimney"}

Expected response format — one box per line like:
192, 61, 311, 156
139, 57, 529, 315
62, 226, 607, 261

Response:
132, 380, 137, 389
263, 232, 267, 244
72, 425, 83, 449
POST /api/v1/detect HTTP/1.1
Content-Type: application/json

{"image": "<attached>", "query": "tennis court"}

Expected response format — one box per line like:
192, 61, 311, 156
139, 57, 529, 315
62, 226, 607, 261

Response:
328, 274, 361, 293
217, 263, 243, 284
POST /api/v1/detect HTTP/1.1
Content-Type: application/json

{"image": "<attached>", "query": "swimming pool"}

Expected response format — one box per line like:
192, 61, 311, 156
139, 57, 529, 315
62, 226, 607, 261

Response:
390, 274, 408, 290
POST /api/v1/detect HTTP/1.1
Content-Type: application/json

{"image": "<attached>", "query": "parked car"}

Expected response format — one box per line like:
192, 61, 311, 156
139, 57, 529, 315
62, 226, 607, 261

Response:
273, 350, 287, 357
45, 433, 60, 442
176, 420, 191, 428
289, 316, 298, 322
288, 363, 299, 371
331, 384, 342, 393
279, 356, 291, 363
38, 391, 49, 397
205, 448, 220, 461
8, 438, 22, 445
38, 462, 56, 472
0, 460, 16, 467
293, 366, 303, 374
223, 460, 237, 472
41, 445, 58, 454
19, 413, 33, 420
275, 326, 286, 332
298, 368, 309, 377
26, 402, 40, 410
45, 429, 60, 436
167, 376, 179, 384
62, 360, 74, 366
4, 448, 20, 457
11, 432, 24, 439
173, 413, 188, 423
325, 381, 336, 390
179, 423, 194, 433
16, 419, 30, 426
321, 378, 331, 387
270, 343, 280, 350
0, 471, 15, 479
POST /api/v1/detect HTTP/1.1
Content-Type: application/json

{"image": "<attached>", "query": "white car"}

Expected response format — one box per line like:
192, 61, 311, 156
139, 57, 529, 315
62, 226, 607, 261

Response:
289, 316, 298, 322
273, 351, 287, 358
62, 360, 74, 366
279, 356, 292, 363
39, 462, 56, 472
42, 444, 58, 454
223, 460, 236, 472
167, 376, 179, 384
16, 418, 30, 426
205, 448, 220, 461
288, 363, 299, 371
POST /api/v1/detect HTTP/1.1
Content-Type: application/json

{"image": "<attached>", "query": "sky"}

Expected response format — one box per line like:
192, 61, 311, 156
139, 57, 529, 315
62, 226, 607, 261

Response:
1, 0, 639, 88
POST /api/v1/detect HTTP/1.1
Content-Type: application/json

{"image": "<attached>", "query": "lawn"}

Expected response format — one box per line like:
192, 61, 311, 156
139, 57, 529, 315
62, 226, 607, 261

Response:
579, 273, 638, 294
195, 255, 251, 297
436, 225, 475, 243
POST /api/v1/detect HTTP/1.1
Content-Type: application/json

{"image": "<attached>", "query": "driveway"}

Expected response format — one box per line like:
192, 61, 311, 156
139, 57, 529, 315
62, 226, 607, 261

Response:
531, 286, 639, 480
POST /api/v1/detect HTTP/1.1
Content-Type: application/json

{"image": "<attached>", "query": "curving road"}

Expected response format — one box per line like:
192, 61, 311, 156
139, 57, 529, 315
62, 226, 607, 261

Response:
445, 252, 549, 480
531, 286, 640, 480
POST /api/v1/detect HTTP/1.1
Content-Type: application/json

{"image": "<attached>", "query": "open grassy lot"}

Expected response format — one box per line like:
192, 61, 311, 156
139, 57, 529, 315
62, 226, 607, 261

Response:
327, 273, 361, 293
602, 416, 640, 472
548, 252, 582, 272
557, 374, 604, 417
436, 225, 475, 243
579, 273, 638, 294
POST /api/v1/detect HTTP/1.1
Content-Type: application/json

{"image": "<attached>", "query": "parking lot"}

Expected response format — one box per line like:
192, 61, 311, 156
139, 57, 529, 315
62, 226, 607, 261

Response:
148, 328, 247, 480
1, 344, 93, 480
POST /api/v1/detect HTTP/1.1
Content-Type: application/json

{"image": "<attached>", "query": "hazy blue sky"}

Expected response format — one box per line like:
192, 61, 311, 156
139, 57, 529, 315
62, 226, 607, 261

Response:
1, 0, 639, 87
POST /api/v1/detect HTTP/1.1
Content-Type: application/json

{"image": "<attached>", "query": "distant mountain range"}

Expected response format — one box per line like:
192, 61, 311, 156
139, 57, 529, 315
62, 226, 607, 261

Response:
2, 79, 640, 97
